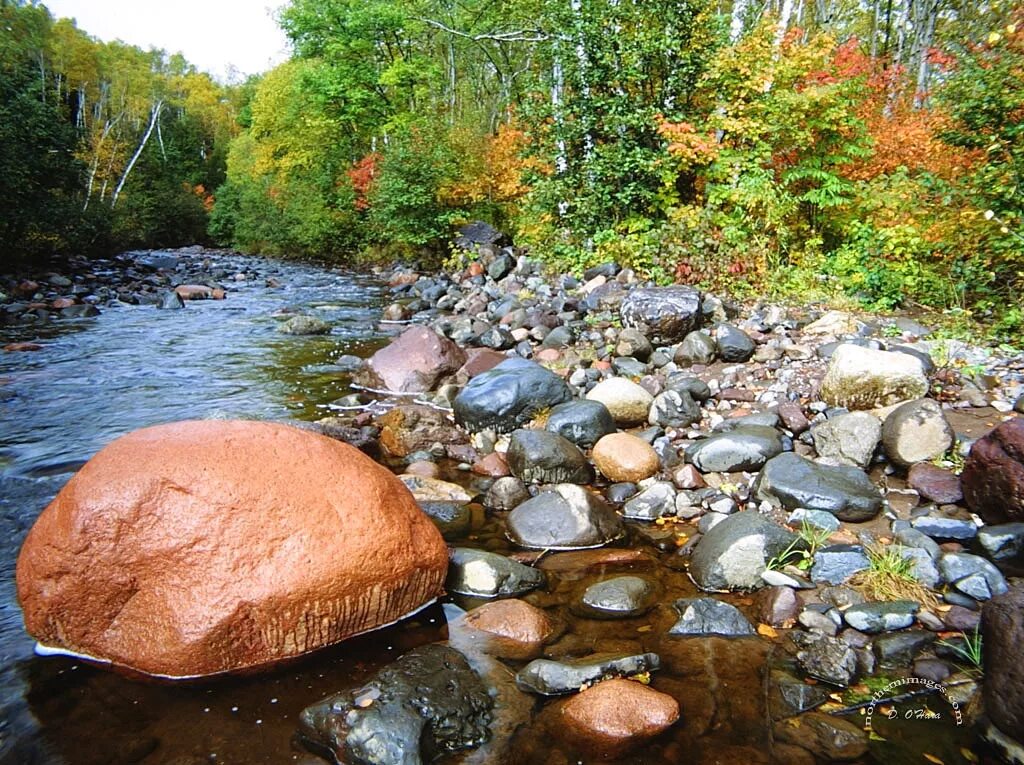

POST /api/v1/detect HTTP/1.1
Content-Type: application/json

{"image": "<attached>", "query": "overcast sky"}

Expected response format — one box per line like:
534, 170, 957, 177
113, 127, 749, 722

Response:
44, 0, 291, 81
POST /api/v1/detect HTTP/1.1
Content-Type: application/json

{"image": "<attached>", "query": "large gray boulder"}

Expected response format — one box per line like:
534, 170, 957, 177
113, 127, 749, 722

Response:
620, 287, 702, 343
819, 344, 928, 410
689, 511, 799, 591
507, 484, 624, 550
453, 358, 572, 433
754, 453, 883, 522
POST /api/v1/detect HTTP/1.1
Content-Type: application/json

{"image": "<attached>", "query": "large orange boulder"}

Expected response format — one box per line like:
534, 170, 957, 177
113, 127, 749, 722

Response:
16, 420, 448, 679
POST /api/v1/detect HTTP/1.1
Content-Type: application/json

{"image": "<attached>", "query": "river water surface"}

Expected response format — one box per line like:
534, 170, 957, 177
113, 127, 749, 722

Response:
0, 251, 979, 765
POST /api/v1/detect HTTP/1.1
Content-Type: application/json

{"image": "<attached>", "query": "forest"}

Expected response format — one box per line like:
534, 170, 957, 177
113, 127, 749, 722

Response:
2, 0, 1023, 335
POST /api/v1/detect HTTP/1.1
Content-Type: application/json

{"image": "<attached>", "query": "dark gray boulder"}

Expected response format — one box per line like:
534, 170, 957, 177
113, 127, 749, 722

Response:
453, 358, 572, 433
515, 652, 660, 695
714, 323, 756, 363
754, 452, 882, 522
685, 426, 787, 473
573, 576, 660, 619
506, 484, 624, 550
298, 644, 493, 765
620, 286, 702, 343
545, 400, 616, 449
506, 429, 593, 485
689, 511, 799, 591
668, 598, 755, 636
446, 548, 545, 598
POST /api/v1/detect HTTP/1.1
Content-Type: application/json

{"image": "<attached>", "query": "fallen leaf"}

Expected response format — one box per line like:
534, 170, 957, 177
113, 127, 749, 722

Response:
868, 731, 887, 742
637, 625, 653, 633
923, 754, 944, 765
757, 624, 779, 638
828, 693, 844, 703
961, 748, 979, 763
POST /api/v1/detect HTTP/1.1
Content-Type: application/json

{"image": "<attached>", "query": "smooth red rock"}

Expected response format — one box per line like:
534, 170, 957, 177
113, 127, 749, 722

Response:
557, 679, 680, 757
4, 342, 42, 352
51, 298, 76, 309
908, 462, 963, 504
388, 271, 419, 287
174, 284, 214, 300
16, 420, 448, 679
592, 433, 660, 482
365, 326, 466, 393
454, 599, 554, 659
777, 402, 811, 435
211, 288, 227, 300
472, 451, 510, 477
16, 280, 40, 295
459, 348, 507, 378
465, 262, 484, 278
962, 418, 1024, 523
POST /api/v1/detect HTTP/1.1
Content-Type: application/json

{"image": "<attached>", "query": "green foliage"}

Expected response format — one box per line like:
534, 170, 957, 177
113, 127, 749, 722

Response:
937, 627, 983, 672
766, 521, 831, 572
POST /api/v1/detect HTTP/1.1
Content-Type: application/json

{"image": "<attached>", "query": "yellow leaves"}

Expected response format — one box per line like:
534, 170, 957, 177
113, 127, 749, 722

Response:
923, 754, 945, 765
756, 624, 779, 638
988, 32, 1003, 45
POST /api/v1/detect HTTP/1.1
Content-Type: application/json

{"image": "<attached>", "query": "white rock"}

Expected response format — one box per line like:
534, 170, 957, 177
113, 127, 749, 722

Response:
820, 344, 928, 410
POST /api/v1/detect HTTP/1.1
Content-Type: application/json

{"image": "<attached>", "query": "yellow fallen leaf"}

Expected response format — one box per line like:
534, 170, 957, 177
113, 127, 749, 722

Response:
757, 624, 779, 638
961, 748, 979, 763
868, 731, 887, 742
924, 754, 945, 765
637, 625, 653, 633
829, 693, 844, 703
785, 717, 802, 728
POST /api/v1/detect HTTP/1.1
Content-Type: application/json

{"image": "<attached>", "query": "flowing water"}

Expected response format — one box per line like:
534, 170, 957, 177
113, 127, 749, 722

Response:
0, 251, 980, 765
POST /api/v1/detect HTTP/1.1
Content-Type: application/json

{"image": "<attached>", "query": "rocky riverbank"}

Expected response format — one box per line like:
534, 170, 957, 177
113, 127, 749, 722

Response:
8, 235, 1024, 764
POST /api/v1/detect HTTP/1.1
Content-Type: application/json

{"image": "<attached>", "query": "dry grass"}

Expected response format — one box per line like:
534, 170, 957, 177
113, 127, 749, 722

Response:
849, 543, 940, 612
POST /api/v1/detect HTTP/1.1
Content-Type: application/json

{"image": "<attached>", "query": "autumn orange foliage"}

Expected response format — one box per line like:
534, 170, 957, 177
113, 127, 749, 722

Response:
655, 117, 718, 166
347, 152, 380, 211
440, 118, 539, 209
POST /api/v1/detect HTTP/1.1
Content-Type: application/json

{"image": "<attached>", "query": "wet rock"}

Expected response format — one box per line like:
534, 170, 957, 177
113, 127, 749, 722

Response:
899, 546, 941, 588
592, 432, 660, 482
3, 342, 42, 352
574, 576, 660, 619
279, 314, 332, 335
446, 548, 545, 598
665, 374, 712, 402
777, 402, 811, 435
880, 398, 954, 468
820, 344, 928, 410
555, 678, 679, 759
453, 358, 572, 433
174, 284, 215, 300
420, 501, 471, 540
378, 405, 463, 457
811, 411, 881, 468
962, 417, 1024, 524
366, 326, 466, 393
907, 462, 963, 504
770, 670, 831, 719
758, 586, 802, 626
61, 303, 102, 318
15, 421, 448, 678
810, 545, 870, 585
157, 291, 184, 310
982, 584, 1024, 741
586, 377, 655, 426
135, 251, 180, 270
614, 328, 653, 360
689, 511, 799, 591
506, 429, 593, 485
977, 522, 1024, 563
623, 481, 677, 521
544, 400, 616, 448
620, 286, 702, 343
515, 652, 660, 695
788, 508, 840, 533
399, 475, 473, 503
772, 711, 868, 762
606, 482, 638, 504
939, 552, 1008, 601
911, 514, 977, 541
714, 323, 756, 362
649, 389, 702, 428
672, 464, 706, 490
484, 476, 530, 511
684, 426, 786, 473
669, 597, 755, 636
506, 484, 624, 550
298, 644, 492, 765
843, 601, 918, 633
872, 631, 934, 669
789, 632, 859, 687
454, 600, 555, 660
754, 452, 883, 522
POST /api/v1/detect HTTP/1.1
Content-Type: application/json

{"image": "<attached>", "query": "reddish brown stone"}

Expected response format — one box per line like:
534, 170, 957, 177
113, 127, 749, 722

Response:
16, 420, 448, 679
757, 586, 800, 627
672, 464, 706, 490
376, 404, 463, 457
556, 679, 679, 758
962, 418, 1024, 524
365, 326, 466, 393
388, 271, 419, 287
174, 284, 214, 300
982, 584, 1024, 738
719, 388, 757, 402
4, 342, 42, 352
465, 262, 484, 278
472, 451, 509, 477
51, 298, 76, 309
908, 462, 963, 504
592, 433, 660, 482
459, 348, 507, 378
211, 288, 227, 300
777, 402, 811, 435
535, 348, 561, 363
454, 599, 555, 660
537, 548, 654, 573
15, 280, 40, 295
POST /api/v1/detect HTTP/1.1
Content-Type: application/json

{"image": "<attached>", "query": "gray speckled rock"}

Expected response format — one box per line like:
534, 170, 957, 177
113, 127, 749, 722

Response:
881, 399, 954, 468
447, 548, 545, 597
714, 323, 756, 363
685, 426, 787, 473
506, 484, 624, 550
668, 598, 755, 636
574, 576, 660, 619
620, 286, 702, 343
843, 601, 919, 633
810, 545, 871, 585
689, 511, 799, 591
939, 552, 1008, 601
516, 652, 660, 695
545, 400, 616, 449
506, 429, 593, 485
811, 411, 881, 468
674, 331, 717, 366
754, 453, 882, 522
649, 390, 702, 429
790, 631, 859, 687
453, 358, 572, 433
623, 482, 678, 521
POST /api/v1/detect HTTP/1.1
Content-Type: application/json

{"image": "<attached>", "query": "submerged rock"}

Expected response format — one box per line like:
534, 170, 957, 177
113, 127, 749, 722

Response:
15, 420, 448, 678
452, 600, 556, 660
446, 548, 545, 598
506, 484, 624, 550
516, 652, 661, 695
789, 632, 859, 687
669, 598, 755, 637
279, 314, 332, 335
453, 358, 572, 433
574, 576, 660, 619
298, 644, 493, 765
